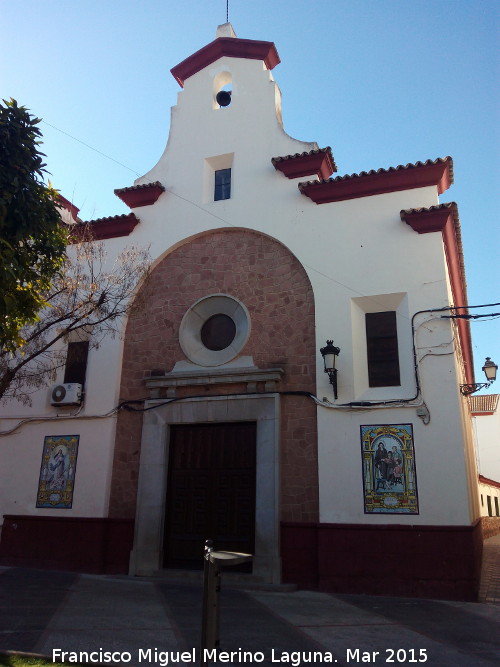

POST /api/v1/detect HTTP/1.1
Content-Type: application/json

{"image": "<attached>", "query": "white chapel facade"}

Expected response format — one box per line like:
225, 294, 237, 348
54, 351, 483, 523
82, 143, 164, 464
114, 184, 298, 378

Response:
0, 24, 484, 599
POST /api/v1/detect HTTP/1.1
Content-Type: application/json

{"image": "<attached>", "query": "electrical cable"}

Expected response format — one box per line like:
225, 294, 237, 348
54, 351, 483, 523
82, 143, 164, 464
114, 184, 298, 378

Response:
42, 117, 500, 333
442, 312, 500, 319
42, 120, 142, 177
27, 122, 498, 415
3, 301, 495, 434
0, 404, 119, 437
0, 384, 427, 437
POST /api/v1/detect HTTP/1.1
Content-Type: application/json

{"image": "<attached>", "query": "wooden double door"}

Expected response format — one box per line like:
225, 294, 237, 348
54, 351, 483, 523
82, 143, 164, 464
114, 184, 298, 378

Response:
163, 422, 256, 569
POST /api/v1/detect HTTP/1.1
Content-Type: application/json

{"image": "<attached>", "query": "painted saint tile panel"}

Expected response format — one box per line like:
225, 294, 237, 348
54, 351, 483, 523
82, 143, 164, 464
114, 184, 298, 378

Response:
36, 435, 79, 509
360, 424, 418, 514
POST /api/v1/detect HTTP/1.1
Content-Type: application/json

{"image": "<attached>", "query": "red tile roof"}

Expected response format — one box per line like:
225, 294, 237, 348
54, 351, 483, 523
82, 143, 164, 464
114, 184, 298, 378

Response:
479, 474, 500, 489
114, 182, 165, 209
401, 202, 473, 385
57, 194, 81, 221
298, 157, 453, 204
69, 214, 139, 242
171, 37, 280, 87
400, 202, 458, 231
272, 148, 336, 180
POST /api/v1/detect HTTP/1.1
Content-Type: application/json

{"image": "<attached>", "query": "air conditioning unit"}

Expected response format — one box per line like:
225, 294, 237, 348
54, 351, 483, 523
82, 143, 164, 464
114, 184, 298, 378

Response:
50, 383, 82, 406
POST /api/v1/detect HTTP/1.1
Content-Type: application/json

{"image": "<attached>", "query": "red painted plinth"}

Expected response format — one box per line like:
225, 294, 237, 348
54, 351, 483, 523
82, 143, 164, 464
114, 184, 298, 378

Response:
281, 521, 483, 601
0, 515, 134, 574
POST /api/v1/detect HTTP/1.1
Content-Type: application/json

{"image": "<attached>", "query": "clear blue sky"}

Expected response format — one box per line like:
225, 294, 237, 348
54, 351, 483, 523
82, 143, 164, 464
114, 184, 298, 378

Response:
2, 0, 499, 387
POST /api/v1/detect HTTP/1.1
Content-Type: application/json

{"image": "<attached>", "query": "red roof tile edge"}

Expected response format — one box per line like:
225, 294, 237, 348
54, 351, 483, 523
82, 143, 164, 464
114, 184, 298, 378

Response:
272, 147, 337, 180
68, 213, 139, 243
114, 182, 165, 209
400, 202, 458, 233
171, 37, 280, 87
401, 202, 473, 386
479, 474, 500, 489
298, 157, 454, 203
57, 194, 80, 221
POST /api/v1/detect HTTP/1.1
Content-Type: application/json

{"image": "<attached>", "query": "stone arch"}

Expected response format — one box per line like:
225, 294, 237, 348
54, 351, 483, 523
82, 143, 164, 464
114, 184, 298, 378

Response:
110, 227, 318, 530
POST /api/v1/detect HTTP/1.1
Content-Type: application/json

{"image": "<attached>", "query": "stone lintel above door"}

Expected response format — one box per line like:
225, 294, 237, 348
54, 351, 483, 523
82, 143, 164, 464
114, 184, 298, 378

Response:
145, 364, 284, 398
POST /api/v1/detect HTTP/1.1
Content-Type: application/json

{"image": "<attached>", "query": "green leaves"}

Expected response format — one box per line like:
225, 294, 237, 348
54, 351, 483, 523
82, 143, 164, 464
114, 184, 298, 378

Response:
0, 99, 68, 351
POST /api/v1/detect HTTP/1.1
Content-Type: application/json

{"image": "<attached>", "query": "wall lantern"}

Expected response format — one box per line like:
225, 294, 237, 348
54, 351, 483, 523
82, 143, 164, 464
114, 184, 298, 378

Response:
320, 340, 340, 399
460, 357, 498, 396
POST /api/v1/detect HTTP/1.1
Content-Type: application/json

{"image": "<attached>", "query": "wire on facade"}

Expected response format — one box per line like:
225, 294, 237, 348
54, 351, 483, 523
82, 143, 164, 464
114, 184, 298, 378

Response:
43, 117, 500, 331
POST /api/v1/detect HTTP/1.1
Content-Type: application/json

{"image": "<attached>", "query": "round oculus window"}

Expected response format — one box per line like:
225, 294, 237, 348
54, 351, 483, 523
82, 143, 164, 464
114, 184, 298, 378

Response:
200, 313, 236, 351
179, 294, 251, 367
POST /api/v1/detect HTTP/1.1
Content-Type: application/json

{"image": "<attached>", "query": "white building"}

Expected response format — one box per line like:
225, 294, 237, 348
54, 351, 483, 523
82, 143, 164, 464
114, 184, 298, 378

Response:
471, 394, 500, 521
0, 25, 485, 600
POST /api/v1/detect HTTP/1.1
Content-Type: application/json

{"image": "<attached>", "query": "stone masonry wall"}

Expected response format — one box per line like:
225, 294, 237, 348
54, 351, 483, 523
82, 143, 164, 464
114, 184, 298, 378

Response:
109, 227, 318, 522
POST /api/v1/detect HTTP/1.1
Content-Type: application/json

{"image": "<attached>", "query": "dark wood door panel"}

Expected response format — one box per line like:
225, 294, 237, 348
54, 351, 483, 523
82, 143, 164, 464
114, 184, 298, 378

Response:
164, 422, 256, 569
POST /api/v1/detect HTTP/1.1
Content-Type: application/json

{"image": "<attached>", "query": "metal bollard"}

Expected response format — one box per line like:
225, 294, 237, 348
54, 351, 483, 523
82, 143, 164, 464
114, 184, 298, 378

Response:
200, 539, 253, 666
201, 539, 219, 662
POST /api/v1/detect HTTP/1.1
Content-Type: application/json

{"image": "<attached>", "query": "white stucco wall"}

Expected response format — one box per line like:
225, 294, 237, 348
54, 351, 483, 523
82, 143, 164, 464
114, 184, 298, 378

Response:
479, 480, 500, 517
473, 409, 500, 482
0, 417, 116, 518
0, 33, 477, 530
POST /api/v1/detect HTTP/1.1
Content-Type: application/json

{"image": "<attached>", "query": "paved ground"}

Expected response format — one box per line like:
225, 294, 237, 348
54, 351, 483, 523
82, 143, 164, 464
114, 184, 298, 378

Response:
1, 535, 499, 667
479, 533, 500, 604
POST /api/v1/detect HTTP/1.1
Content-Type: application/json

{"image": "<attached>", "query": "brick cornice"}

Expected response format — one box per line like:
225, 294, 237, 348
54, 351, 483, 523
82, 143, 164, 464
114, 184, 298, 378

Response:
272, 148, 336, 180
298, 157, 453, 204
114, 182, 165, 209
401, 202, 474, 386
171, 37, 280, 87
69, 213, 139, 243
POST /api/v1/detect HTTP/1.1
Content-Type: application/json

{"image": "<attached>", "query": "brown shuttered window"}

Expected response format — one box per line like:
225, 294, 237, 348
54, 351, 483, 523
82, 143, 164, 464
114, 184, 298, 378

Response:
365, 311, 401, 387
63, 341, 89, 387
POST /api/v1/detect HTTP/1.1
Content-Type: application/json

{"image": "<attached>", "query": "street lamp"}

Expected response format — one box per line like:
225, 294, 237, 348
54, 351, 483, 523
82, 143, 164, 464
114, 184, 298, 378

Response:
460, 357, 498, 396
320, 340, 340, 399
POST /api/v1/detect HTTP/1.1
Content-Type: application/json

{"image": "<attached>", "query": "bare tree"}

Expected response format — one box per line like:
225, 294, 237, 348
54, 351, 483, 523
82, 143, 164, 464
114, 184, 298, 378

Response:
0, 227, 150, 404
